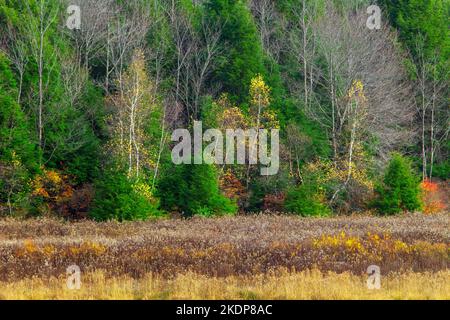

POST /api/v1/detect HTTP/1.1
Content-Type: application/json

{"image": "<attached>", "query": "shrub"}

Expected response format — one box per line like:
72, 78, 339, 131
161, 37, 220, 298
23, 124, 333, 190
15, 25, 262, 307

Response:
30, 169, 75, 216
432, 160, 449, 180
373, 153, 422, 215
285, 184, 331, 217
158, 163, 237, 217
0, 157, 30, 216
285, 154, 375, 215
421, 180, 446, 214
90, 169, 161, 221
219, 169, 248, 209
285, 162, 331, 217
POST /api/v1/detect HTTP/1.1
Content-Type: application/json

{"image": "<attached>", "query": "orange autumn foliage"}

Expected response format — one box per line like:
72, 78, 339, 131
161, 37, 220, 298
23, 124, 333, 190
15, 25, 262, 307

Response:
420, 180, 446, 214
31, 170, 93, 219
32, 170, 74, 203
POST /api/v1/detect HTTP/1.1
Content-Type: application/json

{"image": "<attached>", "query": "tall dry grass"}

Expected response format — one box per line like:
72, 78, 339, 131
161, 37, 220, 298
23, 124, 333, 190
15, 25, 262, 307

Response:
0, 270, 448, 300
1, 213, 448, 280
0, 213, 448, 299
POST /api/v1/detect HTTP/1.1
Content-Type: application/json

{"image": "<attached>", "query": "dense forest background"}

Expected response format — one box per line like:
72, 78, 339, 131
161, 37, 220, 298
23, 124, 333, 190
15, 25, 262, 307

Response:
0, 0, 448, 220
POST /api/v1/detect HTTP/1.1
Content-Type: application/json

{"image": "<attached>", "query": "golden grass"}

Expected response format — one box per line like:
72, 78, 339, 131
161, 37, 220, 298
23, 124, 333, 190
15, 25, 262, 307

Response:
0, 270, 448, 300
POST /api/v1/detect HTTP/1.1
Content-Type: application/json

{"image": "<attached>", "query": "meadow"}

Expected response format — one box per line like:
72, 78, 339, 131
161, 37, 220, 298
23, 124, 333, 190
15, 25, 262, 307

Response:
1, 0, 448, 302
0, 213, 448, 299
1, 270, 448, 300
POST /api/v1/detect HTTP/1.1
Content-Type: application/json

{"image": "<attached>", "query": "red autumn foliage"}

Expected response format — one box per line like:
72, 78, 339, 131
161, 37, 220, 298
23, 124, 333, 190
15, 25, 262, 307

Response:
420, 180, 447, 214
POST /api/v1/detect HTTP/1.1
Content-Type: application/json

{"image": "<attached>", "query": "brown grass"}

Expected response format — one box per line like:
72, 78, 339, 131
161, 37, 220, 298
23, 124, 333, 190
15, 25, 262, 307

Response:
0, 213, 448, 281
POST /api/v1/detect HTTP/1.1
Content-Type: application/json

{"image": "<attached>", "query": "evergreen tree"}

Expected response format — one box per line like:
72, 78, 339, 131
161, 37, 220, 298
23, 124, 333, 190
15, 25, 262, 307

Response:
158, 163, 237, 217
204, 0, 266, 101
0, 53, 37, 169
1, 0, 103, 183
374, 153, 422, 215
380, 0, 449, 60
90, 168, 161, 221
0, 53, 36, 215
284, 161, 332, 217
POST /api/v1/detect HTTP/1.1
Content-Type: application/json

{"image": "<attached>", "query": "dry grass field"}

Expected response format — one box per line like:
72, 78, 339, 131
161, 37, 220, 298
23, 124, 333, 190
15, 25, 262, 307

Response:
0, 213, 448, 299
1, 270, 449, 300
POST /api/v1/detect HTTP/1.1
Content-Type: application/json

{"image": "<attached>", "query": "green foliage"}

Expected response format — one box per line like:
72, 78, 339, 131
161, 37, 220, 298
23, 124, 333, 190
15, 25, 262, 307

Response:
0, 53, 36, 216
0, 53, 37, 169
285, 165, 331, 217
199, 96, 218, 128
1, 0, 102, 183
432, 160, 450, 180
158, 163, 237, 217
64, 83, 104, 183
43, 102, 102, 183
286, 109, 331, 159
285, 185, 331, 217
380, 0, 448, 183
380, 0, 450, 61
204, 0, 265, 101
0, 158, 30, 216
90, 169, 161, 221
0, 0, 445, 219
373, 153, 423, 215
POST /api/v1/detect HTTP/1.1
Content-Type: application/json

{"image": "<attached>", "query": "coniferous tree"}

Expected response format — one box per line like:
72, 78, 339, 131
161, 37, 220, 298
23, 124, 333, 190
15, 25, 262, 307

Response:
374, 153, 422, 215
158, 163, 237, 217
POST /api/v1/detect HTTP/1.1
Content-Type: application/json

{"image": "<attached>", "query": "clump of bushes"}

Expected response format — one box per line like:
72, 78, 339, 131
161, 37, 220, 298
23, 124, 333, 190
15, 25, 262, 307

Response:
285, 184, 331, 217
285, 161, 332, 217
373, 153, 422, 215
90, 169, 161, 221
158, 163, 237, 217
0, 158, 30, 217
284, 152, 376, 216
421, 179, 446, 214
